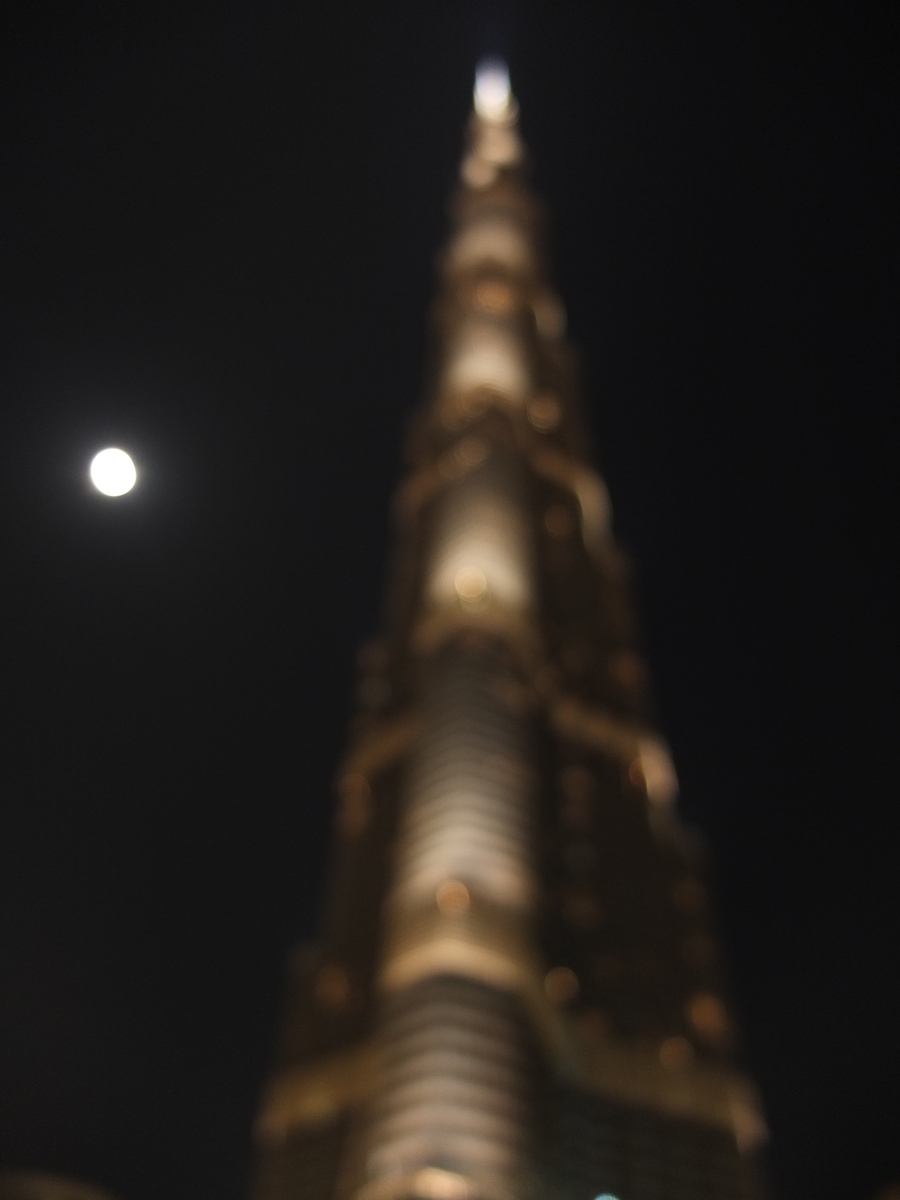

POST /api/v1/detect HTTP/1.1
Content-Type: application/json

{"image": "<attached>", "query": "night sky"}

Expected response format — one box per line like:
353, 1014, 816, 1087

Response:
1, 4, 897, 1200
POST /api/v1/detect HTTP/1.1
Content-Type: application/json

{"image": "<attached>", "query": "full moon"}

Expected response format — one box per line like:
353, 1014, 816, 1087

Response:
89, 448, 137, 496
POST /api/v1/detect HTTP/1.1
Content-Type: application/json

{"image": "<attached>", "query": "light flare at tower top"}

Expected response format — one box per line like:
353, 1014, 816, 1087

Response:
474, 58, 513, 120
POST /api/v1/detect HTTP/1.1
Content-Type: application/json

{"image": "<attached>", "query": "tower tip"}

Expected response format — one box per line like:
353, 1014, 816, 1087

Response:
474, 58, 512, 120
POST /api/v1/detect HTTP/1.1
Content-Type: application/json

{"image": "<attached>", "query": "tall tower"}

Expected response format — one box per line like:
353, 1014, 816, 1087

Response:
251, 63, 767, 1200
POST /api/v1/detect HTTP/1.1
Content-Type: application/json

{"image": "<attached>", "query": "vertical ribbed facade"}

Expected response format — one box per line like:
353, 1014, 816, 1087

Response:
354, 646, 538, 1200
251, 63, 767, 1200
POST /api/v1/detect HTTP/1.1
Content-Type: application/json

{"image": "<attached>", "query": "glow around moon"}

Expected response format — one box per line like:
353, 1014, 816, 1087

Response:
90, 448, 137, 496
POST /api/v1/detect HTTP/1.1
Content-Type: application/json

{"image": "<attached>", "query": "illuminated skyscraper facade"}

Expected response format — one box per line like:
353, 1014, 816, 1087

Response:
251, 65, 767, 1200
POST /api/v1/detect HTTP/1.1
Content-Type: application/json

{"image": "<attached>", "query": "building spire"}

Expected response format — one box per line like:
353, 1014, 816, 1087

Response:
461, 60, 523, 192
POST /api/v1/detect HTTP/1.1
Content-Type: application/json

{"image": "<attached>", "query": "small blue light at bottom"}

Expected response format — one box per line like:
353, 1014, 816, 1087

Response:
594, 1194, 620, 1200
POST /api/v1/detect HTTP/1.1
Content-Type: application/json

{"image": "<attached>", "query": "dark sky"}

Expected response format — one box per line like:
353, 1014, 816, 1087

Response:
1, 3, 897, 1199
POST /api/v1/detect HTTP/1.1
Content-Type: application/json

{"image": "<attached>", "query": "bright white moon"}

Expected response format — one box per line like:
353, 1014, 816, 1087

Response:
90, 448, 137, 496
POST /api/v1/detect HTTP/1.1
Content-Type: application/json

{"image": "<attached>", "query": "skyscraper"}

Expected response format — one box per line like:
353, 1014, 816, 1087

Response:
251, 63, 767, 1200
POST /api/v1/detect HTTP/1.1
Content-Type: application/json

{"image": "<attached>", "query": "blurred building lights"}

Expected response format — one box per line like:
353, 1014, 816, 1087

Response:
387, 654, 536, 916
453, 567, 488, 602
526, 393, 562, 431
460, 155, 497, 189
659, 1035, 695, 1071
410, 1168, 472, 1200
470, 278, 517, 315
632, 738, 680, 805
475, 123, 521, 167
443, 318, 531, 408
448, 216, 533, 276
544, 966, 580, 1003
249, 51, 770, 1200
687, 992, 731, 1045
436, 880, 470, 914
427, 466, 533, 618
532, 291, 567, 339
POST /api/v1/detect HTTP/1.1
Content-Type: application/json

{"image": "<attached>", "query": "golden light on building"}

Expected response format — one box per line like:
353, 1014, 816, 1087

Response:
526, 393, 561, 431
249, 58, 768, 1200
687, 992, 732, 1046
544, 966, 580, 1004
436, 880, 471, 914
659, 1035, 695, 1071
